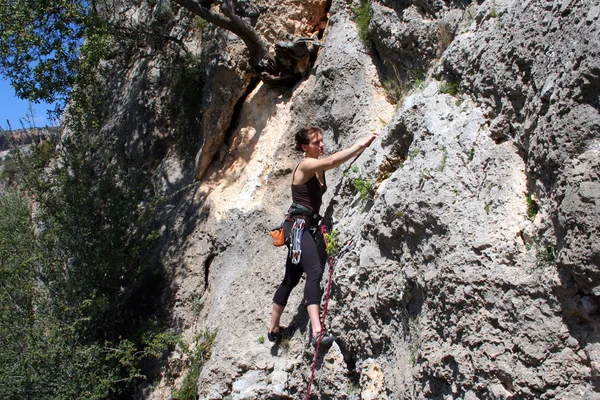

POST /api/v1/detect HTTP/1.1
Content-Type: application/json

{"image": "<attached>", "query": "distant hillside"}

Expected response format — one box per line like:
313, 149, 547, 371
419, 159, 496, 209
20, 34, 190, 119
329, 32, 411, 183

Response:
0, 127, 58, 152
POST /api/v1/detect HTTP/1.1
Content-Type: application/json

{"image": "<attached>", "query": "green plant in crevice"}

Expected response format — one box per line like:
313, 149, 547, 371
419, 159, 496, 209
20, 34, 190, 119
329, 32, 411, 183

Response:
484, 200, 492, 215
324, 228, 340, 256
418, 168, 434, 189
382, 65, 426, 106
194, 15, 208, 32
155, 0, 175, 22
438, 146, 447, 172
352, 0, 372, 48
348, 166, 373, 201
257, 335, 265, 344
174, 329, 217, 400
382, 77, 403, 105
467, 146, 475, 162
399, 281, 420, 366
439, 80, 460, 96
408, 146, 420, 161
408, 317, 420, 366
537, 245, 556, 266
394, 210, 405, 219
192, 293, 206, 314
526, 193, 539, 220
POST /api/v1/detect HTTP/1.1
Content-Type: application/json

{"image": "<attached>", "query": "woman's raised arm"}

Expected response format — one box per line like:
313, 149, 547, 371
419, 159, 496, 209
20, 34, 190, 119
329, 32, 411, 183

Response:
299, 131, 379, 176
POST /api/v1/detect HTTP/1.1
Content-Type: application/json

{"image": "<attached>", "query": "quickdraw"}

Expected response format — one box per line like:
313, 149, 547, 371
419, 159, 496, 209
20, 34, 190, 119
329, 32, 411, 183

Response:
290, 217, 306, 264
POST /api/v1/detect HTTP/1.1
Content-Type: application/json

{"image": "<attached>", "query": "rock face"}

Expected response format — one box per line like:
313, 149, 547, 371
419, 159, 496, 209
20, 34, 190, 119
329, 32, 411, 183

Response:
95, 0, 600, 398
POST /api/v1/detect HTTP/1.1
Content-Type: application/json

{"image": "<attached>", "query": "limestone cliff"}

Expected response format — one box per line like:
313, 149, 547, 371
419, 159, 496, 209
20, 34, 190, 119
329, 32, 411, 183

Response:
98, 0, 600, 398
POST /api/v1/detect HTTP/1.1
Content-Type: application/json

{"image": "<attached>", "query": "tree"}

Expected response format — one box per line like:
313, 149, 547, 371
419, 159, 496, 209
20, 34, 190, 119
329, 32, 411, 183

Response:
0, 128, 171, 399
173, 0, 302, 84
0, 0, 94, 105
0, 0, 318, 109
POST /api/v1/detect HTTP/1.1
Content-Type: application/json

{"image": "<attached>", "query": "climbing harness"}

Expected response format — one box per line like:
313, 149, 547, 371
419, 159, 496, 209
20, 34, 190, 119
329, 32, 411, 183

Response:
288, 202, 322, 223
287, 201, 322, 264
290, 218, 306, 264
305, 239, 355, 400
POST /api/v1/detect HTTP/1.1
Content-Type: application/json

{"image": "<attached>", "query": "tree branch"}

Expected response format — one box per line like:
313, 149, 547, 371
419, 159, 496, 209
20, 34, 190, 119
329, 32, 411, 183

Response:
172, 0, 274, 72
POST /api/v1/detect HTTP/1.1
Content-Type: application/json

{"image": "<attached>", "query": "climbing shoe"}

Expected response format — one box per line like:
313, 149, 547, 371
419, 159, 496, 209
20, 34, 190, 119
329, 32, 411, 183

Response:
268, 326, 293, 342
311, 330, 336, 348
268, 329, 282, 342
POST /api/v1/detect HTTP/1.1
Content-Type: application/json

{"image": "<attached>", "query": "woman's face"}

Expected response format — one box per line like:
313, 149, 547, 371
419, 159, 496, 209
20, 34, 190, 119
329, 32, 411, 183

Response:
303, 132, 324, 157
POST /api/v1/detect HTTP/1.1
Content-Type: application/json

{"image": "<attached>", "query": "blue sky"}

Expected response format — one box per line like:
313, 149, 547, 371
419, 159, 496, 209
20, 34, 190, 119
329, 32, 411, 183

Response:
0, 77, 56, 130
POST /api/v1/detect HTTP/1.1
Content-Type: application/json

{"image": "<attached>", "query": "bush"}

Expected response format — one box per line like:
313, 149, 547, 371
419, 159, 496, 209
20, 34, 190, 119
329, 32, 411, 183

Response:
174, 330, 217, 400
0, 155, 19, 184
0, 5, 177, 398
0, 132, 172, 398
0, 61, 169, 400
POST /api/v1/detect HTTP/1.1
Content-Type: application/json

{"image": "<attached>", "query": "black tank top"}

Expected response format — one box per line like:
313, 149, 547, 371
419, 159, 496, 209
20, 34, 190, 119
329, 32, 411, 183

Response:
291, 163, 327, 215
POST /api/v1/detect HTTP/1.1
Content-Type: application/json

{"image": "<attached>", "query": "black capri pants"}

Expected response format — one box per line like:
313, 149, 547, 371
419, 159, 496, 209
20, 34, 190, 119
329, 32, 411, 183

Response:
273, 218, 327, 307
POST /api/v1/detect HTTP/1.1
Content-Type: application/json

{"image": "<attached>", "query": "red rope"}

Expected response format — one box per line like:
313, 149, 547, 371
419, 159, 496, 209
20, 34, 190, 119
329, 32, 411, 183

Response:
305, 254, 336, 400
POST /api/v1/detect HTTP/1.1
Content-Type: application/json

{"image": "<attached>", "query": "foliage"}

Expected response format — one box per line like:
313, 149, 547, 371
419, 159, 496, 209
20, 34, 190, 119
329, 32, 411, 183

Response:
382, 66, 425, 106
324, 228, 340, 256
438, 146, 447, 172
467, 146, 475, 162
408, 147, 420, 161
439, 80, 460, 96
0, 191, 122, 399
484, 200, 492, 215
0, 127, 174, 397
418, 168, 434, 189
174, 329, 217, 400
348, 166, 373, 201
169, 54, 205, 161
0, 32, 169, 398
0, 138, 172, 399
194, 16, 209, 32
537, 245, 556, 266
352, 0, 372, 48
0, 2, 203, 398
0, 154, 19, 184
526, 194, 539, 220
155, 0, 175, 22
0, 0, 95, 106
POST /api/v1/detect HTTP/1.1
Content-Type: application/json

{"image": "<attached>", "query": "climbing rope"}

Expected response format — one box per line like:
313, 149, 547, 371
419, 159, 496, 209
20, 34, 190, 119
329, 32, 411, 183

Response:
305, 239, 354, 400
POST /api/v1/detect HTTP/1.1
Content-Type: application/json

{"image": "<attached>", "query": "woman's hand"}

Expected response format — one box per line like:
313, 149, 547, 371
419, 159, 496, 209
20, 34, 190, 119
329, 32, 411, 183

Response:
356, 130, 380, 148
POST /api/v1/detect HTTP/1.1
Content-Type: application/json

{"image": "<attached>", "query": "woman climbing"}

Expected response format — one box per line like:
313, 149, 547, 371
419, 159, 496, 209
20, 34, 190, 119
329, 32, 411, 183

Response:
269, 126, 379, 345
